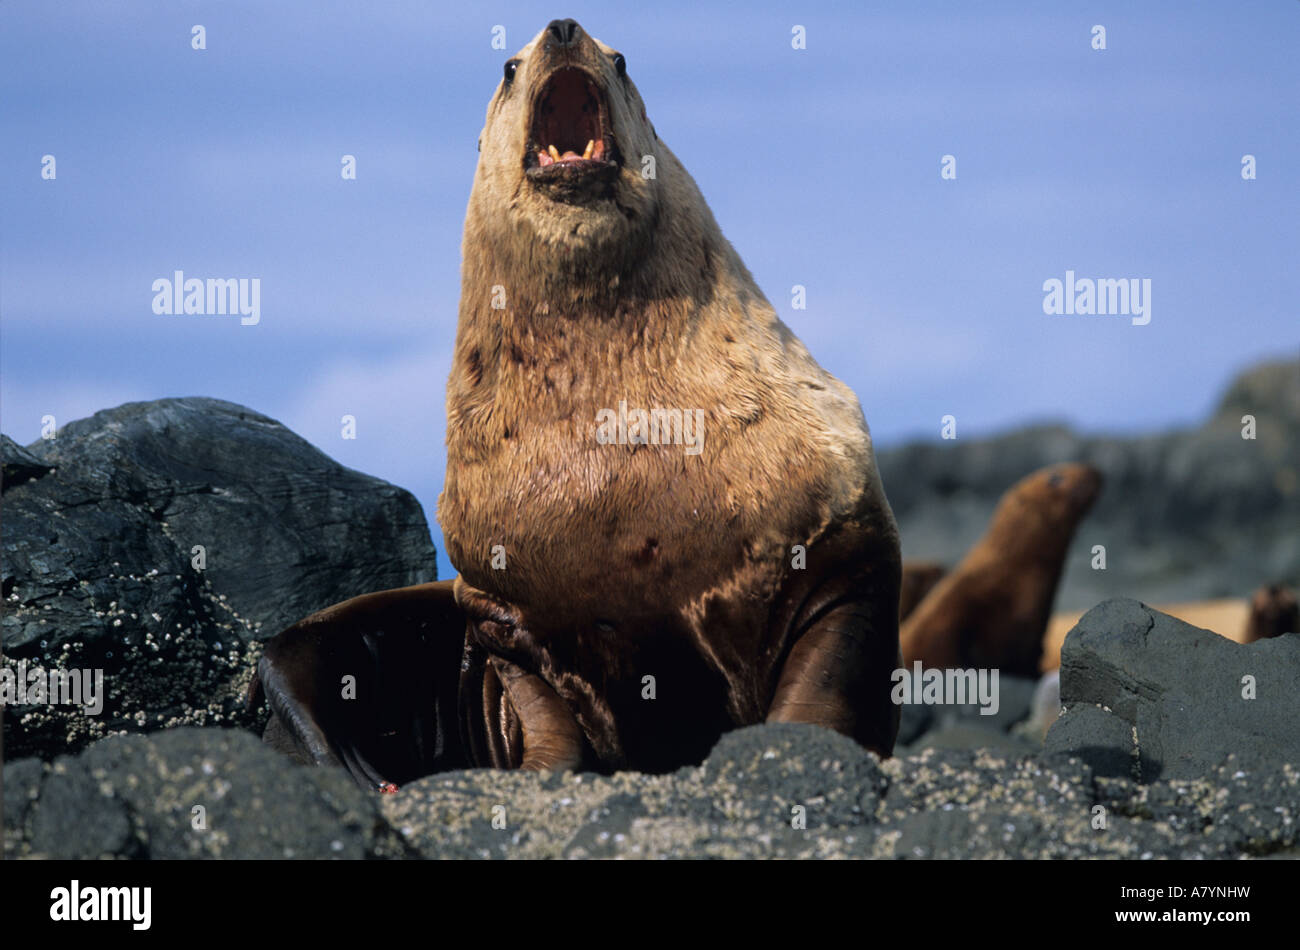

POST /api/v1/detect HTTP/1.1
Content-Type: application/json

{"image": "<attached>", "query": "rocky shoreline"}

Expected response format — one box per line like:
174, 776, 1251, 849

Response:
6, 596, 1298, 859
877, 356, 1299, 611
4, 359, 1298, 858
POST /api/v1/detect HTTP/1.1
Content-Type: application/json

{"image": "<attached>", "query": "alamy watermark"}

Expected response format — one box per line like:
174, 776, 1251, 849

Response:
890, 662, 1000, 716
594, 400, 706, 456
151, 270, 260, 325
50, 880, 151, 930
0, 660, 105, 715
1042, 270, 1151, 326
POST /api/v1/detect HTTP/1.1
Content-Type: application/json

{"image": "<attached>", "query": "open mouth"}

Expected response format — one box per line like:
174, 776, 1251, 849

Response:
524, 68, 621, 184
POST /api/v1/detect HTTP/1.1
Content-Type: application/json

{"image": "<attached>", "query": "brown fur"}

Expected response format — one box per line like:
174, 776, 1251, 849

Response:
900, 463, 1101, 676
437, 20, 901, 771
900, 561, 946, 621
1243, 584, 1299, 643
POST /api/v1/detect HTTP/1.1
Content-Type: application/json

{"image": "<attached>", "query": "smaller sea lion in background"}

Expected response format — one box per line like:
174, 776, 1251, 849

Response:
899, 561, 946, 622
900, 463, 1102, 677
1243, 583, 1298, 642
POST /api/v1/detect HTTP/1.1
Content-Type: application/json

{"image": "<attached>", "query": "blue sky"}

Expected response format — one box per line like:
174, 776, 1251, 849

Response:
3, 1, 1297, 579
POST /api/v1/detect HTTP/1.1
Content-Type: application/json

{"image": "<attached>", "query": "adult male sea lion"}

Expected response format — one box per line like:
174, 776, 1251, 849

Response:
253, 19, 901, 786
900, 463, 1101, 677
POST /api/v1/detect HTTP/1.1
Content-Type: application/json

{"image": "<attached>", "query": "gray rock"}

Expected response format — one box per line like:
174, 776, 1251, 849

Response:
877, 357, 1300, 611
1, 398, 436, 759
3, 728, 406, 859
1043, 598, 1300, 780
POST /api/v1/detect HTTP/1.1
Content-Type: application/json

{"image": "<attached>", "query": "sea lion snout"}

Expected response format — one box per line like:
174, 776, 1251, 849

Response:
523, 23, 625, 190
545, 18, 582, 49
468, 21, 661, 270
1040, 462, 1103, 511
1067, 463, 1103, 508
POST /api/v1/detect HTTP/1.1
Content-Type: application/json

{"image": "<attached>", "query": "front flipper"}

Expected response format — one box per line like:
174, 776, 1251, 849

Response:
491, 656, 585, 770
457, 641, 586, 771
765, 532, 902, 758
249, 580, 469, 789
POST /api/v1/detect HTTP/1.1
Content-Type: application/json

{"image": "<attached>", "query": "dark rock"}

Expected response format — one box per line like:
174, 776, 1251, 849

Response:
1, 397, 436, 759
906, 722, 1040, 757
1, 434, 53, 490
2, 757, 44, 856
877, 357, 1300, 610
1039, 704, 1137, 779
27, 757, 142, 859
3, 728, 407, 859
7, 722, 1300, 858
1043, 598, 1300, 780
699, 723, 890, 828
562, 792, 652, 858
1093, 756, 1300, 858
891, 806, 1047, 860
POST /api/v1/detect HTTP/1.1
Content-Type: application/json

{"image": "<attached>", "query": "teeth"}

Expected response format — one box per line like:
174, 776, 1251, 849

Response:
536, 141, 606, 168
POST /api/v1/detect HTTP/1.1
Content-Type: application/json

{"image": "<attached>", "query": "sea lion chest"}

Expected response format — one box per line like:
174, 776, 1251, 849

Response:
438, 338, 834, 767
441, 364, 789, 617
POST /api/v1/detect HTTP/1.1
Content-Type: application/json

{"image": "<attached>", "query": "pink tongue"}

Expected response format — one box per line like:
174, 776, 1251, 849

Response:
560, 150, 582, 161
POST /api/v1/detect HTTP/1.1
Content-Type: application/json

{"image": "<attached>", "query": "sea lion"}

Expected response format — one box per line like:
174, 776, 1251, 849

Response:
899, 462, 1102, 677
1243, 583, 1299, 642
253, 19, 901, 786
1040, 583, 1299, 670
899, 561, 946, 622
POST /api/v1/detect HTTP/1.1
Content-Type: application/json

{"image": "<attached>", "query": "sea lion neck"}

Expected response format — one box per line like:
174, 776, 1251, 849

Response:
457, 188, 735, 337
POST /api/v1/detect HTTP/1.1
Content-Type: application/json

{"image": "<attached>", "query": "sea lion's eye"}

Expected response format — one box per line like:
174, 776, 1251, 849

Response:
613, 53, 626, 78
504, 59, 519, 85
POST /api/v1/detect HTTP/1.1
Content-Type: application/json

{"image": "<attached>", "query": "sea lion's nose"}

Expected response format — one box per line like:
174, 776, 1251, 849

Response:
547, 18, 581, 47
